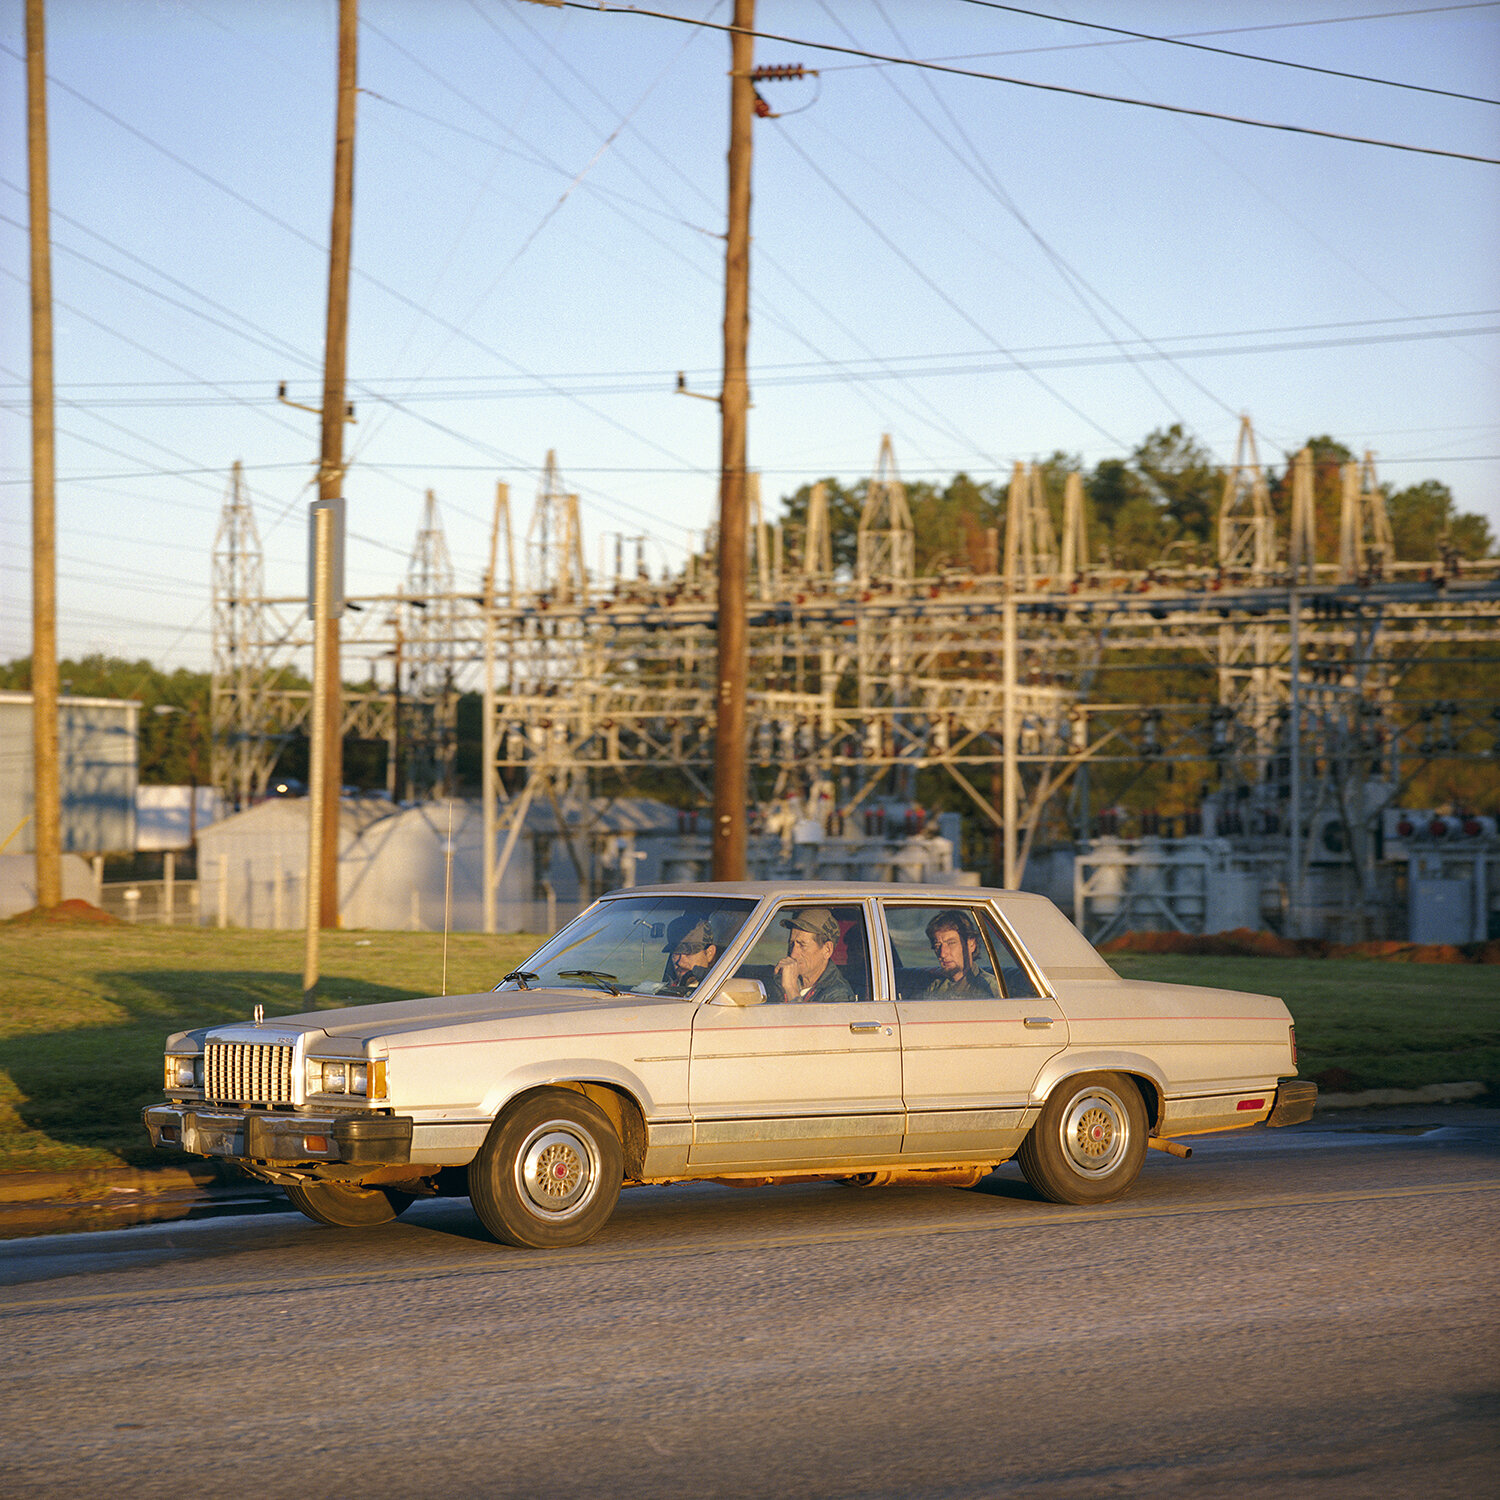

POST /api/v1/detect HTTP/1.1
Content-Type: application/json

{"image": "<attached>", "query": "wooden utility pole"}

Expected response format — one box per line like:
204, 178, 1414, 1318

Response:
26, 0, 60, 911
305, 0, 357, 990
712, 0, 754, 881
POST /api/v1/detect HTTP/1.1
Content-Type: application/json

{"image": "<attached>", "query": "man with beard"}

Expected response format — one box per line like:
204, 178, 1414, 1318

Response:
918, 909, 996, 999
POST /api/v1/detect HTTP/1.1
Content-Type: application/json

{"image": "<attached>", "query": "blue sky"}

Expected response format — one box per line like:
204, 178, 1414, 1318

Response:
2, 0, 1497, 674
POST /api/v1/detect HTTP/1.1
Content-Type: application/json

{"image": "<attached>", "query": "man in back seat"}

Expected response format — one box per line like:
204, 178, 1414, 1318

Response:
917, 909, 996, 999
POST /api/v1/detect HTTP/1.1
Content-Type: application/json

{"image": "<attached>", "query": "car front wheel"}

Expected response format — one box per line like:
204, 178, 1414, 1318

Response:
283, 1181, 414, 1227
469, 1089, 623, 1248
1017, 1072, 1147, 1205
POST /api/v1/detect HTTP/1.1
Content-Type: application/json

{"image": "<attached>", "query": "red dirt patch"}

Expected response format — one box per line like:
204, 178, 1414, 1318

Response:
1100, 927, 1303, 959
1100, 928, 1492, 964
3, 898, 121, 926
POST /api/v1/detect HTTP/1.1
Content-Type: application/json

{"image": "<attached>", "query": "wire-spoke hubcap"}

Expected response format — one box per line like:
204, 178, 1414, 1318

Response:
1060, 1088, 1131, 1177
517, 1123, 601, 1219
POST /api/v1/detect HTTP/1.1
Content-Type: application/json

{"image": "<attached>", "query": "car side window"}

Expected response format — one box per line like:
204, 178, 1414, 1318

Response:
881, 904, 1041, 1000
732, 903, 872, 1003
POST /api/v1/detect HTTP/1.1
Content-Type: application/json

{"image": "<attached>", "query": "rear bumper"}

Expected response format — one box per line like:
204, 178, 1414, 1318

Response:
1265, 1078, 1318, 1127
143, 1103, 413, 1165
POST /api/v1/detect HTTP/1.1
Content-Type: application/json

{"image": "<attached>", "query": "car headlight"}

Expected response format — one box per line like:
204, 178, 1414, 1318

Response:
306, 1058, 384, 1098
165, 1054, 202, 1090
307, 1058, 347, 1094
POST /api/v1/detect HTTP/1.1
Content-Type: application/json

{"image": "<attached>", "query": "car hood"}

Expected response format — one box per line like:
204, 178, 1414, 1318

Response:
261, 986, 692, 1042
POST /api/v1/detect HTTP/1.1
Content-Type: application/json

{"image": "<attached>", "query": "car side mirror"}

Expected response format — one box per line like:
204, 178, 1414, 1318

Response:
714, 978, 767, 1007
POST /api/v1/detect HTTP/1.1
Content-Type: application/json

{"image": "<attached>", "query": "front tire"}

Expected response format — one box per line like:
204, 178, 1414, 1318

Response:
469, 1089, 623, 1248
1017, 1072, 1147, 1205
283, 1181, 414, 1227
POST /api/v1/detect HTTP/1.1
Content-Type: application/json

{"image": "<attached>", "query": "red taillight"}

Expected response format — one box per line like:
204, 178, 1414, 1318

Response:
1237, 1098, 1266, 1111
1290, 1025, 1298, 1066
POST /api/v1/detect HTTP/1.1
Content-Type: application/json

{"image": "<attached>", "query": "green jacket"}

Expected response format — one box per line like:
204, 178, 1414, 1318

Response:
785, 963, 855, 1004
915, 968, 996, 1000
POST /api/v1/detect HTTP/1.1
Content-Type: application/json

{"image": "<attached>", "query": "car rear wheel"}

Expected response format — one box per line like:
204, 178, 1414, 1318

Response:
1017, 1072, 1147, 1205
469, 1089, 623, 1248
283, 1181, 415, 1227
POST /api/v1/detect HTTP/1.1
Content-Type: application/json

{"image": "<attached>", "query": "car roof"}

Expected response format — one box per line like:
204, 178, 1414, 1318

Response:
604, 881, 1055, 903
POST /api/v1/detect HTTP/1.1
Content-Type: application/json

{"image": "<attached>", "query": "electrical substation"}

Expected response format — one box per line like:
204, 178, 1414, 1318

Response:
208, 418, 1500, 944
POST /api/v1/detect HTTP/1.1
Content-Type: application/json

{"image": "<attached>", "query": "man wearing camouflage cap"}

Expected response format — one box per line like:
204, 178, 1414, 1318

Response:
773, 907, 854, 1004
661, 914, 719, 992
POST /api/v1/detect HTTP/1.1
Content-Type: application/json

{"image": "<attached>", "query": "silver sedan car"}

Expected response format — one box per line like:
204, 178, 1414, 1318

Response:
145, 883, 1316, 1247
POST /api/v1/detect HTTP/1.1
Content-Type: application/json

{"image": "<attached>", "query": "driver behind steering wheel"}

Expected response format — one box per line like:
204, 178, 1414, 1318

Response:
661, 915, 719, 993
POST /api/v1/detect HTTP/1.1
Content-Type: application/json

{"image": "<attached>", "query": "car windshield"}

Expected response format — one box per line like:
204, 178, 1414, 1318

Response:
498, 895, 757, 998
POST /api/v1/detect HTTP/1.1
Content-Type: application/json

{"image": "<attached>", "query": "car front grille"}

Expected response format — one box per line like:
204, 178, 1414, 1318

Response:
204, 1041, 295, 1105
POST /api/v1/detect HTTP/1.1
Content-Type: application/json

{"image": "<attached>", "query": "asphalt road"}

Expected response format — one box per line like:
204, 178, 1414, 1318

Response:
2, 1108, 1497, 1499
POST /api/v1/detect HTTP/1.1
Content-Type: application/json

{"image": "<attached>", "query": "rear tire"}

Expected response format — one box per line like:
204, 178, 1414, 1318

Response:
1017, 1072, 1147, 1205
284, 1181, 414, 1227
469, 1089, 623, 1248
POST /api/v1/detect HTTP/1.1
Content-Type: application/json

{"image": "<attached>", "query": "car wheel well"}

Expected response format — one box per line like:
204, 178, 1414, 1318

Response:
505, 1081, 647, 1180
1039, 1069, 1161, 1131
1124, 1073, 1161, 1131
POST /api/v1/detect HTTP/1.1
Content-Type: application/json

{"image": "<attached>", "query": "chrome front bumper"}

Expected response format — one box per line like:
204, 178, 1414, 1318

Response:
143, 1103, 413, 1165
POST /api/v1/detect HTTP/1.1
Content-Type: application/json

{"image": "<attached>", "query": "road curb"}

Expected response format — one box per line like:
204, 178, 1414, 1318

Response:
1316, 1081, 1488, 1110
0, 1164, 287, 1241
0, 1163, 229, 1205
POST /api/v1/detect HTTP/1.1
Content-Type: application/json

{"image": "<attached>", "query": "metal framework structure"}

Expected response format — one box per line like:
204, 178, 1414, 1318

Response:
210, 426, 1500, 931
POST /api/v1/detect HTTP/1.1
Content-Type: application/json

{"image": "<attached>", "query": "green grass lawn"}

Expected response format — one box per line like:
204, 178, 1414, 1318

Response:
0, 925, 540, 1173
0, 928, 1495, 1175
1112, 954, 1500, 1096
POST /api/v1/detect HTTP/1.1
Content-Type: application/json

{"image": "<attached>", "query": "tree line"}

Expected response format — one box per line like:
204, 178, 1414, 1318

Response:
776, 425, 1494, 575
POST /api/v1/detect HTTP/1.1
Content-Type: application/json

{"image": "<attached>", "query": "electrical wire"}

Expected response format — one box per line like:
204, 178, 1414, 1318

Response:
18, 318, 1493, 412
956, 0, 1500, 107
357, 10, 1008, 490
351, 6, 715, 474
773, 127, 1128, 447
7, 310, 1491, 396
541, 7, 1500, 165
814, 4, 1500, 72
0, 40, 714, 509
826, 1, 1203, 428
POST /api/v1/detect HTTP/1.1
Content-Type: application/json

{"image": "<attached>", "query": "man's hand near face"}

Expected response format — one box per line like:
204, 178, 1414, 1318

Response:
775, 928, 832, 1001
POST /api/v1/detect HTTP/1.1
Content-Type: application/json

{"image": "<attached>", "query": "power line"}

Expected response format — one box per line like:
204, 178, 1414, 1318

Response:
358, 10, 1011, 488
549, 7, 1500, 165
0, 40, 712, 491
6, 309, 1491, 392
14, 317, 1494, 410
794, 5, 1500, 73
956, 0, 1500, 107
839, 0, 1219, 427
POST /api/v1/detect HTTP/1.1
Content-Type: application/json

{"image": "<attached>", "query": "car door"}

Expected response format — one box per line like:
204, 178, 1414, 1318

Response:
688, 898, 903, 1169
878, 900, 1069, 1161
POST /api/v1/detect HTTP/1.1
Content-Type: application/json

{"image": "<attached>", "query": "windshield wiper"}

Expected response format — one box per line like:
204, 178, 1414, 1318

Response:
557, 969, 623, 995
500, 970, 539, 991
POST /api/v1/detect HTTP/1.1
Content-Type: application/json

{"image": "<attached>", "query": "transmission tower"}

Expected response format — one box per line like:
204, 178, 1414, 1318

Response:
1339, 451, 1395, 583
1217, 416, 1281, 778
402, 490, 458, 797
210, 461, 277, 808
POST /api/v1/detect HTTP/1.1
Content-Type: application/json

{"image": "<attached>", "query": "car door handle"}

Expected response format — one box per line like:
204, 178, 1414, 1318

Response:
1023, 1016, 1056, 1028
849, 1020, 889, 1034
